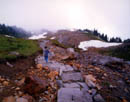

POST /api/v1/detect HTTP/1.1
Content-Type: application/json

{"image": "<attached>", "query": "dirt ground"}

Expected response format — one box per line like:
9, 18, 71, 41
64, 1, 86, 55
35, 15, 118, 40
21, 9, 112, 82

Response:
0, 54, 38, 101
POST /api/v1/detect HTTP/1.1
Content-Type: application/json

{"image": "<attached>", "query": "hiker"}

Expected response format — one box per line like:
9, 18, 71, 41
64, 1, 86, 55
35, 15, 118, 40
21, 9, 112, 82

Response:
44, 46, 50, 63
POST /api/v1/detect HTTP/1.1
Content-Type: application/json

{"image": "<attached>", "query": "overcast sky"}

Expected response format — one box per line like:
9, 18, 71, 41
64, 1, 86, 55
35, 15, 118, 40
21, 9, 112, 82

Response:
0, 0, 130, 39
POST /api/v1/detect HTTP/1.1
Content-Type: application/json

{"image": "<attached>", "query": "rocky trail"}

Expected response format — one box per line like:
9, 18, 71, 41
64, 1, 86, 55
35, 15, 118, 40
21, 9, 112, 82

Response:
35, 40, 105, 102
0, 39, 130, 102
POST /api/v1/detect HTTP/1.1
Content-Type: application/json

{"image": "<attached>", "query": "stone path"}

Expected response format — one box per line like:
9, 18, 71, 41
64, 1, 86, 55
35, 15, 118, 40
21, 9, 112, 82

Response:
35, 41, 105, 102
36, 55, 93, 102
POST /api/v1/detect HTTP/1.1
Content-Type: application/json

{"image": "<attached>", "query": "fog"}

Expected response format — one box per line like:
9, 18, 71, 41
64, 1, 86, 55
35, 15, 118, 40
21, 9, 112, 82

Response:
0, 0, 130, 39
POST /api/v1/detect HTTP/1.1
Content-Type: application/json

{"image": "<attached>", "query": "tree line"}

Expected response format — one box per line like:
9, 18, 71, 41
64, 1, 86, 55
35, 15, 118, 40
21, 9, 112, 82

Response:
81, 29, 130, 43
0, 24, 31, 38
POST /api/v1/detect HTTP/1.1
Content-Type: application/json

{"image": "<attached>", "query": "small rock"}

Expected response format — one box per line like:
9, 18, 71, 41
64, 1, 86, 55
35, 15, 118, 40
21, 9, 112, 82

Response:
91, 89, 97, 96
104, 73, 107, 77
17, 78, 25, 86
15, 87, 20, 91
6, 62, 13, 68
94, 94, 105, 102
56, 80, 63, 88
16, 98, 28, 102
22, 94, 34, 102
85, 79, 96, 88
24, 75, 48, 95
96, 84, 102, 90
63, 83, 80, 88
62, 72, 83, 82
36, 64, 43, 69
84, 75, 96, 88
67, 48, 75, 53
9, 51, 19, 56
109, 85, 117, 89
3, 81, 9, 86
18, 91, 23, 96
0, 88, 3, 92
2, 96, 16, 102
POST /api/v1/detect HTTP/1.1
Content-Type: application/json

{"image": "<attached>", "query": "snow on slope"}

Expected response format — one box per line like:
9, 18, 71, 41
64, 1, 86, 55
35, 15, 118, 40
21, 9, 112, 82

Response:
29, 32, 47, 40
78, 40, 122, 51
50, 37, 56, 39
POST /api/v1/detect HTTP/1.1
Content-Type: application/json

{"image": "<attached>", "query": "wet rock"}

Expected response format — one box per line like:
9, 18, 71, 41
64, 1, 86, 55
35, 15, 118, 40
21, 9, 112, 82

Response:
64, 65, 74, 72
58, 88, 93, 102
91, 89, 97, 96
16, 98, 28, 102
94, 94, 105, 102
63, 83, 80, 88
78, 82, 89, 91
2, 96, 15, 102
62, 72, 83, 82
56, 80, 63, 88
24, 75, 48, 95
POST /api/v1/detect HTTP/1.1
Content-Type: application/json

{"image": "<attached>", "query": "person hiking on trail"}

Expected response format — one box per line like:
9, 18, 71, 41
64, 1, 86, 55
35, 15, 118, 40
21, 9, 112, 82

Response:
44, 46, 50, 63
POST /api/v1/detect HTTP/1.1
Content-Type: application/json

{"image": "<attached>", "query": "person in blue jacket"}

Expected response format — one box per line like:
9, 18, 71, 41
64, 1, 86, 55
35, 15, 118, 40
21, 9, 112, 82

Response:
44, 46, 50, 63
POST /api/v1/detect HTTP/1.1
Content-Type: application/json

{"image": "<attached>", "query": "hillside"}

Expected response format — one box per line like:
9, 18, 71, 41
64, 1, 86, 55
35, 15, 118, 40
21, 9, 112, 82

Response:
0, 24, 31, 38
53, 30, 101, 47
0, 35, 41, 61
92, 43, 130, 61
0, 31, 130, 102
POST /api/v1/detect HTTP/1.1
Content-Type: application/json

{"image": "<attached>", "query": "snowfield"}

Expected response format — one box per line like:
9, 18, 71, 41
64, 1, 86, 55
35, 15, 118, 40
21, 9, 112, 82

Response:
29, 32, 47, 40
50, 37, 56, 39
78, 40, 122, 50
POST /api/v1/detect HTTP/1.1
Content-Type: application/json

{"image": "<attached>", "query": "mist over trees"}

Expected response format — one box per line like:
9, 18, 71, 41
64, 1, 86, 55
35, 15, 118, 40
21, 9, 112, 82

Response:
0, 24, 31, 38
80, 28, 130, 43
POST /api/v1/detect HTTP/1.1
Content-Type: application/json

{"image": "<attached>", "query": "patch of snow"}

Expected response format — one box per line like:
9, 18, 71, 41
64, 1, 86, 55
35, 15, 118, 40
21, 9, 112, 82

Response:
70, 28, 77, 32
78, 40, 122, 51
29, 32, 47, 40
5, 35, 14, 38
50, 37, 56, 39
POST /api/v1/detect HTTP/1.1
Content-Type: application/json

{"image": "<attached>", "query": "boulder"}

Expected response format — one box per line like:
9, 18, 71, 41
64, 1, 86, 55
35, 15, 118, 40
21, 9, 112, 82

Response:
6, 62, 13, 68
2, 96, 15, 102
56, 80, 63, 88
3, 81, 9, 86
63, 83, 80, 88
61, 72, 83, 82
94, 94, 105, 102
36, 64, 43, 69
84, 75, 96, 88
16, 98, 28, 102
58, 88, 93, 102
9, 51, 20, 56
17, 78, 25, 86
23, 75, 48, 95
67, 48, 75, 53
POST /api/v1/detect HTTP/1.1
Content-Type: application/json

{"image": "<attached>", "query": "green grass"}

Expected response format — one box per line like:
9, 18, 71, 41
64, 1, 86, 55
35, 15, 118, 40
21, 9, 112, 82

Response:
51, 39, 69, 49
0, 35, 41, 60
84, 32, 102, 41
98, 44, 130, 61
